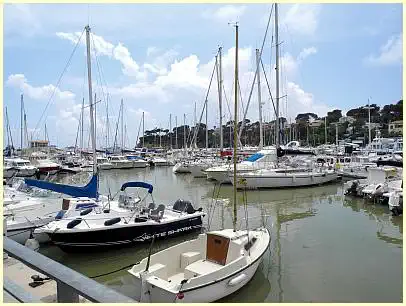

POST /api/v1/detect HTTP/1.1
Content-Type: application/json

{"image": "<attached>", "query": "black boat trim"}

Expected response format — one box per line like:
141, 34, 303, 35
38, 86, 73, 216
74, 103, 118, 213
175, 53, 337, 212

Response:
49, 224, 204, 248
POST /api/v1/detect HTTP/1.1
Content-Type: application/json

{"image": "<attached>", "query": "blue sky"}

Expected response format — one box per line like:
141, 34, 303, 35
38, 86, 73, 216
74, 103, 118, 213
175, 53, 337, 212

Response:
4, 3, 403, 148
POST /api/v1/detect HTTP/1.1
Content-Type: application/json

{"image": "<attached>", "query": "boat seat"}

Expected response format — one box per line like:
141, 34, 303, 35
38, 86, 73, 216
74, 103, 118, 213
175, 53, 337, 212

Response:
180, 252, 201, 269
147, 263, 167, 280
149, 204, 165, 221
184, 259, 222, 279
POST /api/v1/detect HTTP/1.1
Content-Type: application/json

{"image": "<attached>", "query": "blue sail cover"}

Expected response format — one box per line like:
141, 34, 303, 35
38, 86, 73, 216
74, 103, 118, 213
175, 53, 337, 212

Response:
120, 181, 153, 193
25, 175, 98, 199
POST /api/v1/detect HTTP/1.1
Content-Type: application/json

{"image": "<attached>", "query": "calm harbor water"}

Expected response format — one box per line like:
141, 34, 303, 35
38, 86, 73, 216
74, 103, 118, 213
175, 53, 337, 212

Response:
39, 167, 402, 302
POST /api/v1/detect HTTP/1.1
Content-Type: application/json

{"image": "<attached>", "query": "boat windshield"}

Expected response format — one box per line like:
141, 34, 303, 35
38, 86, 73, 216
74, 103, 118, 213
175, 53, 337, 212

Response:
245, 153, 264, 162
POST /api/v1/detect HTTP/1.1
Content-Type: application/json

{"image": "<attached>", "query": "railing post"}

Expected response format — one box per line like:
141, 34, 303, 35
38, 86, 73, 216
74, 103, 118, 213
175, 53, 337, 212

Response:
57, 282, 79, 302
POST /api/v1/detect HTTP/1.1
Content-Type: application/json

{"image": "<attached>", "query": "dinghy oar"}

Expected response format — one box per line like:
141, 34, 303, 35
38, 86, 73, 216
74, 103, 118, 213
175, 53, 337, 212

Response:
140, 235, 156, 303
145, 235, 156, 272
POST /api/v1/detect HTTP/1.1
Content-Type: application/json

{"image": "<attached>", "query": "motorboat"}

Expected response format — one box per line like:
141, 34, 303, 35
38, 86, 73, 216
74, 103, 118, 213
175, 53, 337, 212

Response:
204, 147, 277, 183
5, 158, 38, 177
109, 155, 134, 169
96, 157, 113, 170
29, 152, 61, 175
33, 182, 205, 252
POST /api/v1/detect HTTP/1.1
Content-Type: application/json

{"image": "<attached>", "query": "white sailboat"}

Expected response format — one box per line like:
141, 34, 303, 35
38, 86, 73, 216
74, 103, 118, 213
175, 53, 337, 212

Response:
232, 5, 338, 189
127, 22, 270, 303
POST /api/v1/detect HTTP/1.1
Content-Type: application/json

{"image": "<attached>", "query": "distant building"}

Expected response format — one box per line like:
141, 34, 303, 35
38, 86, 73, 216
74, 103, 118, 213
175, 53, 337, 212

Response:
339, 116, 356, 124
388, 120, 403, 135
363, 122, 381, 130
30, 140, 49, 148
309, 119, 323, 128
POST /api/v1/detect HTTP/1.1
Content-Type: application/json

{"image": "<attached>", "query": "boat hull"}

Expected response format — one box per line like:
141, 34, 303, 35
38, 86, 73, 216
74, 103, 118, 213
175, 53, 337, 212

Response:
132, 161, 148, 168
173, 163, 191, 173
37, 166, 60, 175
234, 172, 338, 189
43, 215, 204, 252
146, 258, 263, 303
98, 163, 113, 170
15, 168, 38, 177
110, 162, 134, 169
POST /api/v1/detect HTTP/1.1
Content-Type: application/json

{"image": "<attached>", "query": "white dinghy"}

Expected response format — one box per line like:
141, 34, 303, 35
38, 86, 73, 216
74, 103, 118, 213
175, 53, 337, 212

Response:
128, 228, 270, 302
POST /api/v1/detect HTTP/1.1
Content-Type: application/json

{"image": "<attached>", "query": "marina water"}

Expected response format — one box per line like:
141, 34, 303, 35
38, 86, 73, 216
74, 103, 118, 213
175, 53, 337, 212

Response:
36, 167, 402, 302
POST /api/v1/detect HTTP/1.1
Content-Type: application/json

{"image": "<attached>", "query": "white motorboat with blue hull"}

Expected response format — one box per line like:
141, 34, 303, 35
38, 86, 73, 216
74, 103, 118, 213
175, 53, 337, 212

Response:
33, 182, 205, 252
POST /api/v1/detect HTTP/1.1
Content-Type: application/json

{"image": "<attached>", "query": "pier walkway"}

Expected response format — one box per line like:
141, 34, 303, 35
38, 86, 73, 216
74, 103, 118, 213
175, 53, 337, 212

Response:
3, 237, 135, 303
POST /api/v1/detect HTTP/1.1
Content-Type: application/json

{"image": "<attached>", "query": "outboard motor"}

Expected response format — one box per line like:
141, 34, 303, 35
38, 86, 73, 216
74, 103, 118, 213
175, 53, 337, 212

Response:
173, 199, 201, 214
345, 181, 359, 196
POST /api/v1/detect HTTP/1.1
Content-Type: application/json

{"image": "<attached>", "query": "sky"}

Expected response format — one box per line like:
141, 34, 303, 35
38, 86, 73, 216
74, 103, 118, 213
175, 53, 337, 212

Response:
3, 3, 403, 148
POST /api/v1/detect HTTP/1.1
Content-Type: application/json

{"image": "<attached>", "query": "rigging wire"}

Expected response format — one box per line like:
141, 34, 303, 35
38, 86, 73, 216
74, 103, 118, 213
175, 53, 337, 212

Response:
33, 28, 85, 139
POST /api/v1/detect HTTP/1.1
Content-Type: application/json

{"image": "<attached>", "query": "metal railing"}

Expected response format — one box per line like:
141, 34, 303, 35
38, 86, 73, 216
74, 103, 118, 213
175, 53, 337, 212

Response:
3, 237, 135, 303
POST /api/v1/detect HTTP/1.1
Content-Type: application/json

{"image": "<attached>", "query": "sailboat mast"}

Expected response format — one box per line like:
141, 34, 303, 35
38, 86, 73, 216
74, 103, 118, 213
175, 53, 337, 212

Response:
20, 94, 23, 154
94, 93, 97, 151
81, 97, 84, 157
324, 116, 327, 144
275, 3, 280, 149
205, 99, 208, 150
5, 107, 10, 149
159, 125, 162, 148
218, 47, 224, 151
256, 48, 263, 149
106, 94, 109, 152
169, 113, 172, 150
183, 113, 186, 151
194, 102, 197, 148
233, 23, 239, 232
368, 97, 372, 146
24, 114, 28, 148
142, 111, 145, 148
85, 25, 97, 175
174, 116, 177, 149
120, 99, 124, 151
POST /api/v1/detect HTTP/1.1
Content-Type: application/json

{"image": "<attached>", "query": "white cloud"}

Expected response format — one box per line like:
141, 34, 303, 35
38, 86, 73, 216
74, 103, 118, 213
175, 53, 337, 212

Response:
364, 34, 402, 66
6, 74, 76, 102
7, 33, 332, 146
282, 4, 321, 36
113, 42, 141, 77
278, 47, 318, 79
202, 5, 246, 22
57, 31, 146, 80
298, 47, 317, 61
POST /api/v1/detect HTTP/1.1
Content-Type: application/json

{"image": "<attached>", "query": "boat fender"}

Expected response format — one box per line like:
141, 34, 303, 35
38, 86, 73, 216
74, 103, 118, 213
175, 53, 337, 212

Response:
104, 217, 121, 226
25, 232, 39, 252
292, 174, 296, 183
67, 218, 82, 229
80, 208, 93, 216
227, 273, 247, 287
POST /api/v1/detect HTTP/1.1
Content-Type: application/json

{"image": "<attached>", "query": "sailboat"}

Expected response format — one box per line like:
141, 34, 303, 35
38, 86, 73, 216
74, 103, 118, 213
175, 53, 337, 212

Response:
127, 23, 270, 303
28, 25, 204, 252
232, 4, 338, 189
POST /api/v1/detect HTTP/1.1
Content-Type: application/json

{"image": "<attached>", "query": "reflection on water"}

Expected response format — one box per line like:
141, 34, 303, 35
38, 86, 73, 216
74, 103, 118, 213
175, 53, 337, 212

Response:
39, 167, 402, 302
